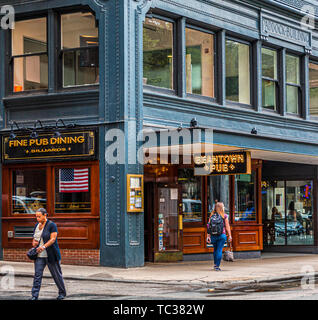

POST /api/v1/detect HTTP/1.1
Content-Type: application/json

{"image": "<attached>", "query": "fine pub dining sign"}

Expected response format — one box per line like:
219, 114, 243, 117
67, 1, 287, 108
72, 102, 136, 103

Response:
2, 130, 96, 163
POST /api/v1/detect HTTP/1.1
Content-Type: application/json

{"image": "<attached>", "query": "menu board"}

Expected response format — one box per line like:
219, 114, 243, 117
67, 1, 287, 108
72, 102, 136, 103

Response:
127, 174, 144, 212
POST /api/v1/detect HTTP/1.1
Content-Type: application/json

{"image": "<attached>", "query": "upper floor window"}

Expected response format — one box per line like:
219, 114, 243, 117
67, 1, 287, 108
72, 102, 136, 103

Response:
262, 48, 278, 111
309, 62, 318, 117
286, 54, 300, 114
61, 12, 99, 87
12, 17, 48, 93
143, 17, 174, 90
225, 39, 251, 105
185, 28, 215, 98
10, 9, 99, 94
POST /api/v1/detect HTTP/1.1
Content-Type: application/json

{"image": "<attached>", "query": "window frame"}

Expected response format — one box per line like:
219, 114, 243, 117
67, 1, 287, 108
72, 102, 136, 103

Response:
143, 14, 177, 95
58, 10, 100, 90
7, 7, 99, 96
9, 15, 49, 95
184, 24, 217, 102
261, 46, 279, 112
285, 52, 301, 116
2, 161, 99, 218
225, 36, 253, 108
308, 60, 318, 120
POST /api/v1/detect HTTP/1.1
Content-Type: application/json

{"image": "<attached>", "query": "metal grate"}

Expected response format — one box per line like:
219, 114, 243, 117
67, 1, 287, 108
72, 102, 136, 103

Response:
13, 226, 34, 238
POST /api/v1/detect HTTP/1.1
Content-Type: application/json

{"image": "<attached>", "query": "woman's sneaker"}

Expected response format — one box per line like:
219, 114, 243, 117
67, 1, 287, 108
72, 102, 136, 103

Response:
214, 266, 221, 271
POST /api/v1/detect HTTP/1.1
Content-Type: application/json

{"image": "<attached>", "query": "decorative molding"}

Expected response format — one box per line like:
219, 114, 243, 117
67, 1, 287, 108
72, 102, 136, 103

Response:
260, 12, 312, 52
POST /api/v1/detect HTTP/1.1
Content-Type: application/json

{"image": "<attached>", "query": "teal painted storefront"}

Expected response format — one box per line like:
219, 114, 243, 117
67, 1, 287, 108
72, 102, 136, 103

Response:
1, 0, 318, 266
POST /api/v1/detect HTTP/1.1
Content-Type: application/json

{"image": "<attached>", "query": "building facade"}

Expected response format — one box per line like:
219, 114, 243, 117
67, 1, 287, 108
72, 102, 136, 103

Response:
1, 0, 318, 267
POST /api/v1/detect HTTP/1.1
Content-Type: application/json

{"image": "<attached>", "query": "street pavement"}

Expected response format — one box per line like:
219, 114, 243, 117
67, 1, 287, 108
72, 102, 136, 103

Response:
1, 252, 318, 288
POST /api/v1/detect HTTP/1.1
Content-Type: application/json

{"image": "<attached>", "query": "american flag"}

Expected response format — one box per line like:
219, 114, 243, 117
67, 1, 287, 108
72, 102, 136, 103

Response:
59, 168, 89, 193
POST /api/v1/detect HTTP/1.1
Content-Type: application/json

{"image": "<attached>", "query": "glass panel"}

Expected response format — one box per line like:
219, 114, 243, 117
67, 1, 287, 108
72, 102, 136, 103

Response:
262, 181, 286, 246
61, 12, 98, 49
226, 40, 250, 104
178, 168, 202, 223
143, 18, 173, 89
262, 79, 277, 110
234, 173, 256, 222
158, 188, 178, 251
286, 85, 299, 114
286, 181, 313, 245
12, 169, 47, 214
55, 168, 91, 213
309, 63, 318, 116
12, 18, 47, 56
286, 54, 300, 85
207, 175, 230, 220
185, 28, 214, 97
13, 55, 48, 92
262, 48, 277, 80
63, 49, 99, 87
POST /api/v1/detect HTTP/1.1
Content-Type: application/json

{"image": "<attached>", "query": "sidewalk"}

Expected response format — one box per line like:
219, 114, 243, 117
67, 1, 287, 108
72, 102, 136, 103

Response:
1, 253, 318, 287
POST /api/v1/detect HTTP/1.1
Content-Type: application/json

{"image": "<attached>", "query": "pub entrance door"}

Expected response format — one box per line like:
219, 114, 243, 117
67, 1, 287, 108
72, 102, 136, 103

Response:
153, 183, 183, 262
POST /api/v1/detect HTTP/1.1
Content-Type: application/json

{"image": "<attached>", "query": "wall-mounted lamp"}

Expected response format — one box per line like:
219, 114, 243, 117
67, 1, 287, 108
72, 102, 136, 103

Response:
190, 118, 198, 128
251, 127, 257, 135
9, 121, 20, 140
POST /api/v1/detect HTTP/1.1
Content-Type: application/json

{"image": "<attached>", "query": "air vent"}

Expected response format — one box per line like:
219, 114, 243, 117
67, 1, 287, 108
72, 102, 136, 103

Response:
13, 226, 34, 238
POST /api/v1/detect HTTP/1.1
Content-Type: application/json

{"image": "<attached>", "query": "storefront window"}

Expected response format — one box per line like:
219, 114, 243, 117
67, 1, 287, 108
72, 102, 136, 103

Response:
55, 168, 91, 213
207, 176, 230, 218
143, 17, 173, 89
309, 62, 318, 116
262, 180, 313, 246
286, 54, 300, 114
226, 40, 250, 104
12, 169, 47, 214
61, 12, 99, 87
178, 168, 202, 223
262, 48, 278, 110
286, 181, 313, 245
234, 173, 256, 222
12, 18, 48, 92
185, 28, 214, 98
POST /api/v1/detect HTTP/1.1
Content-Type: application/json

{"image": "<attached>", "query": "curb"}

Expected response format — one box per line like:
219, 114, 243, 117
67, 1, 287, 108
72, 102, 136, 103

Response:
2, 271, 316, 289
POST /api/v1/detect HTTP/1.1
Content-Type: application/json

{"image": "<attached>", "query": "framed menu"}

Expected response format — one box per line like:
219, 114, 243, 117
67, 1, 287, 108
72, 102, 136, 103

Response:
127, 174, 144, 212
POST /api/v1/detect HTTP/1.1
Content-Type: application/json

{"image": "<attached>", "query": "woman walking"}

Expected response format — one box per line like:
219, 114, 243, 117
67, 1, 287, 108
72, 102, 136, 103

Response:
30, 208, 66, 300
207, 202, 232, 271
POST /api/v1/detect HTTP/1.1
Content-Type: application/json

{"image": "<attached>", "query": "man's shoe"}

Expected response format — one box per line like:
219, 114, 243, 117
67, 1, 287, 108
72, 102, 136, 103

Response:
56, 295, 66, 300
29, 297, 38, 300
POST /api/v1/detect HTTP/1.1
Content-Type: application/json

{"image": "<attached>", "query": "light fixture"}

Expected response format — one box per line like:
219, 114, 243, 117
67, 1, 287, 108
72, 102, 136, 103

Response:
251, 128, 257, 135
9, 121, 20, 140
190, 118, 198, 128
30, 120, 44, 139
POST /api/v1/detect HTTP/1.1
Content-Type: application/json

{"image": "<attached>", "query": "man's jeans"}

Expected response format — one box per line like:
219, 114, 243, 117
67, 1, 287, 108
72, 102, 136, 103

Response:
31, 257, 66, 299
211, 233, 227, 268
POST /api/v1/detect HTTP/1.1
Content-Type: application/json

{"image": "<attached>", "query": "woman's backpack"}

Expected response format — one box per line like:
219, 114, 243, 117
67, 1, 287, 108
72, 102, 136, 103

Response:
208, 213, 224, 236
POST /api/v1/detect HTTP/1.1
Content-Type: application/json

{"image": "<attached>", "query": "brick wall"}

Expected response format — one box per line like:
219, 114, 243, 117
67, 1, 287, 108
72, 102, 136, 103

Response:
3, 248, 100, 266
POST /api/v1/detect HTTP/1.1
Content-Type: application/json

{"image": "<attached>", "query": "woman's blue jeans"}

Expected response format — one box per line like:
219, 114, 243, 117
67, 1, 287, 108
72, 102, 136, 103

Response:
211, 234, 227, 268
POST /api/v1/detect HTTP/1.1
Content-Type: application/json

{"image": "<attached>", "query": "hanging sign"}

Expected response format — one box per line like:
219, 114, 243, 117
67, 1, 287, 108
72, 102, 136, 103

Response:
2, 130, 96, 163
194, 151, 251, 176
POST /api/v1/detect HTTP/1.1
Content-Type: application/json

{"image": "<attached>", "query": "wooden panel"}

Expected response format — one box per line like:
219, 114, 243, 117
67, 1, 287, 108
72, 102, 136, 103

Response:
232, 225, 263, 251
183, 227, 210, 254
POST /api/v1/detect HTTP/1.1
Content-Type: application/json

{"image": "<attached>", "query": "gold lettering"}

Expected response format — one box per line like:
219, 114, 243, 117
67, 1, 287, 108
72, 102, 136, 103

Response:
77, 136, 84, 143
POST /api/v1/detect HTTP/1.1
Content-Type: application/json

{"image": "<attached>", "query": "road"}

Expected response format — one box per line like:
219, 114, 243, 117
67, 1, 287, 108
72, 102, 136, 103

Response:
0, 276, 318, 300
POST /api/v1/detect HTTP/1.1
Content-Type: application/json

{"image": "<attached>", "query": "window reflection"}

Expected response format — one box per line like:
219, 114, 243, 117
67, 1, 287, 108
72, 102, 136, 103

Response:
234, 173, 256, 222
185, 28, 214, 97
178, 168, 202, 223
55, 168, 91, 213
143, 18, 173, 89
309, 62, 318, 116
61, 12, 99, 87
226, 40, 250, 104
12, 18, 48, 92
286, 54, 300, 114
12, 169, 47, 214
